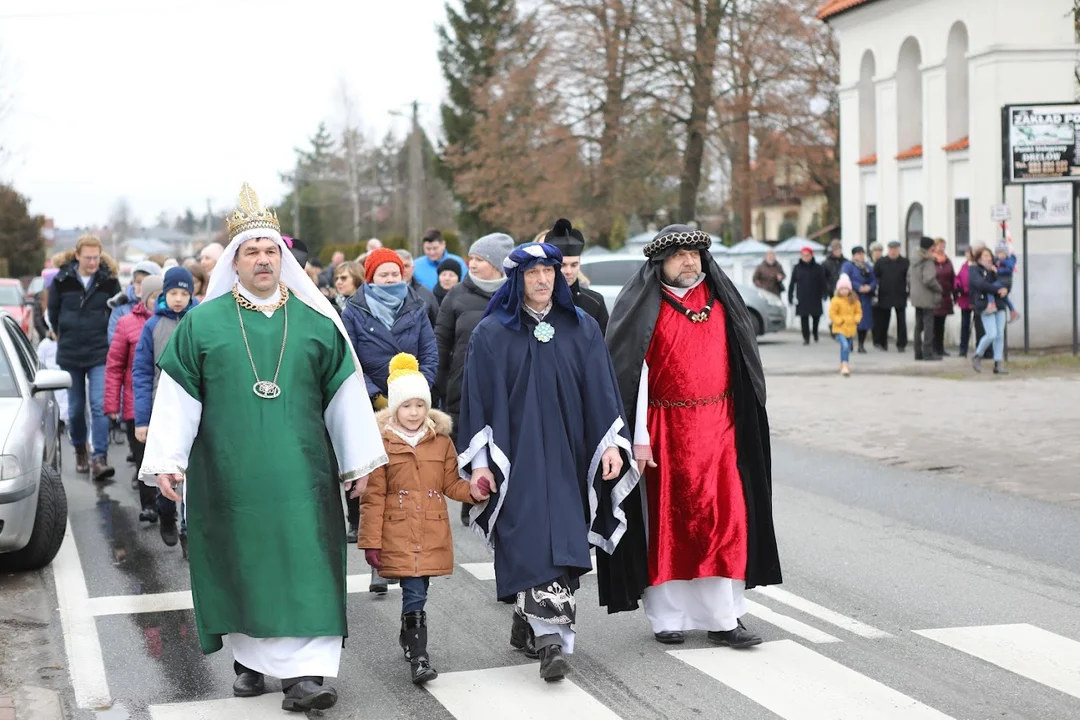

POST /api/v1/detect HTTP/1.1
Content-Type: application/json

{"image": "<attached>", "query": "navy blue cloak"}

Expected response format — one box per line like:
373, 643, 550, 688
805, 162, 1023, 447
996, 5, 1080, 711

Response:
457, 305, 639, 601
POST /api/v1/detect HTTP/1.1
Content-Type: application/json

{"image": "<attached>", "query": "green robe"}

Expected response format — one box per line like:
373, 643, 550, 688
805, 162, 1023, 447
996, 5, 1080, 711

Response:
158, 294, 354, 654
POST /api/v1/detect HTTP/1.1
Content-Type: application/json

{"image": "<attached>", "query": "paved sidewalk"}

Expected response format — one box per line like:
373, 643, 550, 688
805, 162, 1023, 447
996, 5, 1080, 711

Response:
761, 332, 1080, 508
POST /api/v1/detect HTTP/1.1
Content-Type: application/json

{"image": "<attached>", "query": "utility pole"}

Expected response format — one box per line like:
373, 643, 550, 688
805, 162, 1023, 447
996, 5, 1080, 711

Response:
408, 100, 423, 257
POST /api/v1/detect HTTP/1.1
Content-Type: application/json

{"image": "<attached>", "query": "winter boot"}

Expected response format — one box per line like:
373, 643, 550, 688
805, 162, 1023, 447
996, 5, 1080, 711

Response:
399, 614, 411, 661
972, 355, 982, 374
993, 361, 1009, 375
403, 611, 437, 685
75, 445, 90, 474
510, 612, 538, 659
91, 455, 115, 482
160, 513, 179, 547
537, 640, 569, 682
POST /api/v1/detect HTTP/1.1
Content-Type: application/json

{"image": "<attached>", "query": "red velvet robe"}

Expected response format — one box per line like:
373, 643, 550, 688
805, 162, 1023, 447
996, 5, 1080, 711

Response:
645, 281, 748, 586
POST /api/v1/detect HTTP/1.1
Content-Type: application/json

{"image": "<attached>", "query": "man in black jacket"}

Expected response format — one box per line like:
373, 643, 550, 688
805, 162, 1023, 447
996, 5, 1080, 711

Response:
822, 239, 847, 297
872, 241, 910, 351
47, 235, 122, 480
544, 219, 609, 334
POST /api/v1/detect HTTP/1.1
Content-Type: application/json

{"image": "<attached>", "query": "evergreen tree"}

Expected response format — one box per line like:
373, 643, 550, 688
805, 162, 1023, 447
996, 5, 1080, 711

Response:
436, 0, 525, 236
0, 185, 45, 277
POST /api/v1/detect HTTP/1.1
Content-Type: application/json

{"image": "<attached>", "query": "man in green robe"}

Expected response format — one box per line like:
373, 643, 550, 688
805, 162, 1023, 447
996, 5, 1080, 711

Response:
140, 184, 387, 713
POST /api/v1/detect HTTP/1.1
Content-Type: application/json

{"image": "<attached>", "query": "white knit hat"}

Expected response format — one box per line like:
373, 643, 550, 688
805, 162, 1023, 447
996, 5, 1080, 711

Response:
387, 353, 431, 417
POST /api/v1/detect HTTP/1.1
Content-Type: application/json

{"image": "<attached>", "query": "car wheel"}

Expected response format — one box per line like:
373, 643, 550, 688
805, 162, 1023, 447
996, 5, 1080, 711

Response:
0, 466, 68, 572
749, 310, 765, 336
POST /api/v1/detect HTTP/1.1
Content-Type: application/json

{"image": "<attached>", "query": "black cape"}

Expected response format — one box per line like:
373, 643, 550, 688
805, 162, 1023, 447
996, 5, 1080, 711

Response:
598, 252, 782, 613
458, 306, 638, 601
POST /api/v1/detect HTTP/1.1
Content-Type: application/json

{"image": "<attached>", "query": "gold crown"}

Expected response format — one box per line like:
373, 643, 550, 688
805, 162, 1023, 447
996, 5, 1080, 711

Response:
225, 182, 280, 241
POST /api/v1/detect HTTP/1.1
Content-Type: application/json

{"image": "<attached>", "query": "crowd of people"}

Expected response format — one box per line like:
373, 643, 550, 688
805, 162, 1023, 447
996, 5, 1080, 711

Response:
24, 184, 779, 712
763, 237, 1020, 376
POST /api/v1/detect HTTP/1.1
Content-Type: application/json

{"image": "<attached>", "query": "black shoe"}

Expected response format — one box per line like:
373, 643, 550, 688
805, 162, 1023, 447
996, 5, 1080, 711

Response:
345, 523, 358, 545
802, 339, 810, 346
139, 508, 158, 524
972, 356, 982, 373
126, 453, 135, 464
460, 503, 470, 527
654, 631, 685, 645
510, 612, 539, 659
369, 573, 388, 595
994, 362, 1009, 375
873, 343, 886, 351
160, 518, 179, 547
233, 671, 266, 698
707, 620, 763, 649
857, 346, 867, 354
403, 611, 438, 685
813, 334, 819, 343
538, 644, 569, 682
959, 351, 968, 358
281, 680, 337, 712
939, 349, 951, 357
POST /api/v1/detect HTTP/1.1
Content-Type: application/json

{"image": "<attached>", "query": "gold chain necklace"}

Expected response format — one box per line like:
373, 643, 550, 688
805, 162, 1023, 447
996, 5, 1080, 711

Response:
232, 283, 289, 399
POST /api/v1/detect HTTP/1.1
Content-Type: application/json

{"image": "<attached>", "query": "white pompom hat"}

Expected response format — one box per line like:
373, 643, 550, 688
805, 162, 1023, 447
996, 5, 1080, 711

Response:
387, 353, 431, 417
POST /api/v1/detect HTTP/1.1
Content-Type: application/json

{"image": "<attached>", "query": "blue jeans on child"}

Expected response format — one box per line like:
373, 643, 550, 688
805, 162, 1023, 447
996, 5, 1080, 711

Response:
400, 576, 430, 614
974, 309, 1007, 361
64, 364, 109, 459
835, 334, 851, 362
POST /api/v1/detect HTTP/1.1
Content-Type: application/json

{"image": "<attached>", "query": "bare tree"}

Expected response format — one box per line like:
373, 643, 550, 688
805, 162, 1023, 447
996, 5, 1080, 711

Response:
336, 78, 365, 244
109, 199, 138, 260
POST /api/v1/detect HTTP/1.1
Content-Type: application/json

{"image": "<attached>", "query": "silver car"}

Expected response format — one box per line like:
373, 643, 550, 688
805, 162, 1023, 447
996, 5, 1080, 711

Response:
580, 255, 786, 335
0, 310, 70, 571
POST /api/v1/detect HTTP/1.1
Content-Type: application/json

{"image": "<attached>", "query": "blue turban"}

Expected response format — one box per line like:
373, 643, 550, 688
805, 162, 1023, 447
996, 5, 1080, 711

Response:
484, 242, 578, 330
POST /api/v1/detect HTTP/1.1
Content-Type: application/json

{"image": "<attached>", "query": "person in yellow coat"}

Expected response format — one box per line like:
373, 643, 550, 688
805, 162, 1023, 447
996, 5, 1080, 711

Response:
828, 273, 862, 376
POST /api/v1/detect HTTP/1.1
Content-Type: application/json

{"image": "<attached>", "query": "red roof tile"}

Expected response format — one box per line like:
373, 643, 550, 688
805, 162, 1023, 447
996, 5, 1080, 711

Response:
896, 144, 923, 160
943, 137, 969, 152
817, 0, 879, 21
856, 154, 878, 166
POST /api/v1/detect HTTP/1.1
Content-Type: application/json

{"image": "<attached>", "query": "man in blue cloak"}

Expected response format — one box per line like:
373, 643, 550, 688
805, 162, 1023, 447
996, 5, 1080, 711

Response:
458, 242, 638, 683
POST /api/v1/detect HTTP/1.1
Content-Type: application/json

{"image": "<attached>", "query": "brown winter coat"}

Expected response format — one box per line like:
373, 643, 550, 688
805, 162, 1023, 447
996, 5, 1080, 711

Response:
358, 408, 473, 578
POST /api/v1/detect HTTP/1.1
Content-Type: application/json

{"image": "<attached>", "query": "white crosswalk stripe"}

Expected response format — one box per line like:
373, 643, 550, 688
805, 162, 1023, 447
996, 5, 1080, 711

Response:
459, 554, 596, 582
149, 694, 295, 719
915, 624, 1080, 700
424, 664, 624, 719
751, 586, 893, 638
669, 640, 955, 719
744, 600, 840, 644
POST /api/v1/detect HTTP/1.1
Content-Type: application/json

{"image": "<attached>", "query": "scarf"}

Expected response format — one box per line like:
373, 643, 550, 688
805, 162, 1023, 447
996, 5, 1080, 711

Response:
469, 273, 506, 296
389, 419, 430, 448
365, 282, 408, 330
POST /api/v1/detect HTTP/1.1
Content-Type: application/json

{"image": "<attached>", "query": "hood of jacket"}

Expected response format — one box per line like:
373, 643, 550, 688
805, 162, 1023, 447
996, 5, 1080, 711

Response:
374, 407, 452, 441
53, 250, 120, 283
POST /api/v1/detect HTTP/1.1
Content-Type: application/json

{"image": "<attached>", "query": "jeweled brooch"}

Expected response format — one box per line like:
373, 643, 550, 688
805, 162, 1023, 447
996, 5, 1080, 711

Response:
534, 321, 555, 343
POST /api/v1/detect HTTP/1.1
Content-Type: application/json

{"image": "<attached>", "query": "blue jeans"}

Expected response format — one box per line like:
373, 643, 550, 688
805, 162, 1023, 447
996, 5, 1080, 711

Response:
400, 576, 430, 614
974, 310, 1007, 361
835, 334, 851, 363
64, 364, 109, 459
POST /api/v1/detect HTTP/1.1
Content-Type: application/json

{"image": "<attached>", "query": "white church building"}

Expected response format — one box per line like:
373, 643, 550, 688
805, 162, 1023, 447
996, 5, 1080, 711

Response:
821, 0, 1079, 348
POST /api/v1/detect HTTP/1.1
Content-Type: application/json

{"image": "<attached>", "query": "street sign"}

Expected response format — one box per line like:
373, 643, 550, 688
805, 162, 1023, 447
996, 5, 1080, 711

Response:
990, 204, 1011, 222
1024, 183, 1074, 227
1002, 103, 1080, 184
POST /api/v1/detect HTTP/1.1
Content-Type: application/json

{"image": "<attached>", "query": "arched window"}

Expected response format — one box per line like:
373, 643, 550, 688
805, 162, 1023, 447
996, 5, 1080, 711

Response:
906, 203, 924, 258
946, 22, 969, 144
858, 51, 877, 159
896, 38, 923, 155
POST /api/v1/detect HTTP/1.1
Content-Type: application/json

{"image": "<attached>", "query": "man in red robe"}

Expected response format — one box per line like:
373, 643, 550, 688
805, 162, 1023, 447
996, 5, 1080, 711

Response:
599, 225, 782, 647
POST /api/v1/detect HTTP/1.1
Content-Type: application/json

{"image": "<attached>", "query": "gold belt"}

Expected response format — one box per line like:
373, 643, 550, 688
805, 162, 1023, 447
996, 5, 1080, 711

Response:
649, 390, 732, 409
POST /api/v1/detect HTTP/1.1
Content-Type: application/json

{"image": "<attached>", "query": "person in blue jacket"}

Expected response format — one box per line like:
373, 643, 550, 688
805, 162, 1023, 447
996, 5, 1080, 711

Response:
341, 247, 438, 577
840, 247, 878, 353
411, 228, 467, 291
133, 266, 197, 551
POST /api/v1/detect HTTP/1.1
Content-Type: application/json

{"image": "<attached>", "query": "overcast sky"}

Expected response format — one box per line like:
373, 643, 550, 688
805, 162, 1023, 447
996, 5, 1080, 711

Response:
0, 0, 448, 227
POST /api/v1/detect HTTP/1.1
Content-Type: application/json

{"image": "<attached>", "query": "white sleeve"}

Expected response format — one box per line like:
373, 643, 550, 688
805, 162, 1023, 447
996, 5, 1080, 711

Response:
139, 371, 201, 484
325, 373, 389, 482
471, 447, 490, 469
633, 359, 651, 460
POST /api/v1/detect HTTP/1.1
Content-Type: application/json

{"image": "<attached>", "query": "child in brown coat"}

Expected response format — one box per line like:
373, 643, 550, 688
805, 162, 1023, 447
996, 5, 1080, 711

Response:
356, 353, 484, 685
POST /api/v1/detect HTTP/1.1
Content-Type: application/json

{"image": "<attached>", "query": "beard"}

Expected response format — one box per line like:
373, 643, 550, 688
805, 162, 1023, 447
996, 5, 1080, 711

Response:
662, 270, 701, 288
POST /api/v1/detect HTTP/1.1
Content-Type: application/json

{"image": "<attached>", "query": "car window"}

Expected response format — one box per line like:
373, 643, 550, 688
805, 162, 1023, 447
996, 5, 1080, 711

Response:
3, 317, 37, 381
0, 285, 24, 306
0, 340, 19, 398
581, 259, 644, 286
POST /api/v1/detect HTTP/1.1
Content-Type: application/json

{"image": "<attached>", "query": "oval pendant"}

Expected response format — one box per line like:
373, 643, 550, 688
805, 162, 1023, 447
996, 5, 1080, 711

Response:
253, 381, 281, 399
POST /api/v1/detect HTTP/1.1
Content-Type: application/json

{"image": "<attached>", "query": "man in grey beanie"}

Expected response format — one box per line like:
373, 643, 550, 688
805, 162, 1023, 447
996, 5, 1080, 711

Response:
433, 232, 514, 525
108, 259, 163, 343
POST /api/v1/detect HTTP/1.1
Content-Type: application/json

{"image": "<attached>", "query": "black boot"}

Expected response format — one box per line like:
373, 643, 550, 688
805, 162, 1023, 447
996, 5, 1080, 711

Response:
707, 619, 763, 649
281, 677, 336, 712
403, 611, 437, 685
233, 661, 265, 698
537, 641, 569, 682
993, 361, 1009, 375
399, 614, 411, 661
510, 612, 539, 659
160, 514, 179, 547
460, 502, 471, 527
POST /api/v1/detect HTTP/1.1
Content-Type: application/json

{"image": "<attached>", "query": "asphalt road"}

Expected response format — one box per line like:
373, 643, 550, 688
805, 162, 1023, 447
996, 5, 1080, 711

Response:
30, 433, 1078, 720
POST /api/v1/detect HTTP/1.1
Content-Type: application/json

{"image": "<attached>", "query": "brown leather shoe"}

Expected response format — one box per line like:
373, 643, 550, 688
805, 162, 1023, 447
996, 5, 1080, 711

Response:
75, 445, 90, 474
91, 456, 115, 482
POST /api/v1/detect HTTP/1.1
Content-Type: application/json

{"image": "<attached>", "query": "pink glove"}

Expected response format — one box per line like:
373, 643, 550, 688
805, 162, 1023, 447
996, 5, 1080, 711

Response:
476, 476, 493, 495
364, 549, 381, 570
